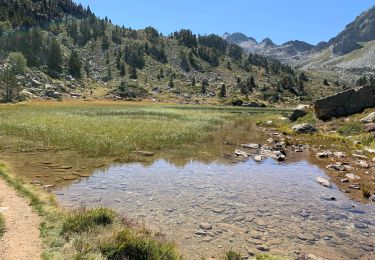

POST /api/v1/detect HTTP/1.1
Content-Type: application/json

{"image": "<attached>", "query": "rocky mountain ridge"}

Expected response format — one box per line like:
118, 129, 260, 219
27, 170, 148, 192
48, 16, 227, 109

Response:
223, 5, 375, 79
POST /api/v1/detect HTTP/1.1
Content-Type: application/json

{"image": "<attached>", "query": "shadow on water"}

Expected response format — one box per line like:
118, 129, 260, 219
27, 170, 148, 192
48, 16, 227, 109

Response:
0, 119, 374, 259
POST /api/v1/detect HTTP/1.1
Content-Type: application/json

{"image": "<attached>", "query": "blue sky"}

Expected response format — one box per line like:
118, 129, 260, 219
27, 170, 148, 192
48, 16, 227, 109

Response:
75, 0, 374, 45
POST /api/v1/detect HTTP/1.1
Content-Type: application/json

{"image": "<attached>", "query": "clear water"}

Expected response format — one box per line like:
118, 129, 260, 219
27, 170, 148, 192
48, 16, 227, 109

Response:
56, 157, 375, 259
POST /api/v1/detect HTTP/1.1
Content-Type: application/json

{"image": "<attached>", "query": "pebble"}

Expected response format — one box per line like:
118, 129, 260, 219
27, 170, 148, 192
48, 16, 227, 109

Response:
199, 222, 213, 230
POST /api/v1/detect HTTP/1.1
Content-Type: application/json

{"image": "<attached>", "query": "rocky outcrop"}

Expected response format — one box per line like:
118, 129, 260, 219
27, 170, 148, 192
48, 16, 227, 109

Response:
289, 105, 309, 121
314, 85, 375, 120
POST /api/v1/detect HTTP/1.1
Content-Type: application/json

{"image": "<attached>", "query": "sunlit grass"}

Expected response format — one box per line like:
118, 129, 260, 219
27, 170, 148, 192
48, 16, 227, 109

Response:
0, 102, 290, 157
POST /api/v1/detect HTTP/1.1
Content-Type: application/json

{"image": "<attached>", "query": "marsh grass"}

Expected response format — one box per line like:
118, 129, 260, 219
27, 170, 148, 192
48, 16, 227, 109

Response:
0, 164, 181, 260
0, 102, 290, 157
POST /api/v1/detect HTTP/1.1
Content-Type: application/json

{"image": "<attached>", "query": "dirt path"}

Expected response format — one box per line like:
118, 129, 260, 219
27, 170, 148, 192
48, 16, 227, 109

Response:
0, 178, 42, 260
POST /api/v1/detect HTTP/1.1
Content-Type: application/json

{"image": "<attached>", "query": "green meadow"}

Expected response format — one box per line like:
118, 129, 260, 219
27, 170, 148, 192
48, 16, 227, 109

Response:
0, 102, 291, 157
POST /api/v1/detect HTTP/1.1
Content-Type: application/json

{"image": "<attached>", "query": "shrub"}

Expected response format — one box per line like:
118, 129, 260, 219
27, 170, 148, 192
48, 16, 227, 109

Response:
61, 208, 115, 236
8, 52, 27, 74
100, 229, 180, 260
337, 122, 364, 136
224, 250, 241, 260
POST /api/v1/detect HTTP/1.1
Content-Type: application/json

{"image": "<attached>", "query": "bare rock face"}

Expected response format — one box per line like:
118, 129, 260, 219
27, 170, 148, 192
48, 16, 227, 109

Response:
314, 85, 375, 120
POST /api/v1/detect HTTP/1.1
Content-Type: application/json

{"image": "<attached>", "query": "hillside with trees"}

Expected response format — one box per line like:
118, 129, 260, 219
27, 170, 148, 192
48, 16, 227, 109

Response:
0, 0, 317, 105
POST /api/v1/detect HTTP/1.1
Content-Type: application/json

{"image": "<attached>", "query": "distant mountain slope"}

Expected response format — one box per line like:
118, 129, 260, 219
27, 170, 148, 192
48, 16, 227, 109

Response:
224, 5, 375, 79
303, 6, 375, 76
222, 32, 314, 66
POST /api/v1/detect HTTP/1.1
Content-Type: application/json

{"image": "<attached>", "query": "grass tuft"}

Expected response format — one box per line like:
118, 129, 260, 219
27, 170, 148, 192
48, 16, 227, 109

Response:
61, 208, 115, 236
100, 229, 180, 260
0, 213, 4, 237
223, 250, 242, 260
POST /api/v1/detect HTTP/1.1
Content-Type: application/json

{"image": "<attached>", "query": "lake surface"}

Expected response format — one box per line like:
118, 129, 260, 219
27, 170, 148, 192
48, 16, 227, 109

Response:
0, 121, 374, 259
54, 158, 375, 259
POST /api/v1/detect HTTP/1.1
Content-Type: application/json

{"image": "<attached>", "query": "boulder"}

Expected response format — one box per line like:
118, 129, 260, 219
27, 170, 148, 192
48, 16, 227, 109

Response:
289, 104, 309, 121
314, 85, 375, 120
45, 90, 62, 99
316, 177, 332, 188
232, 100, 243, 106
292, 123, 317, 134
360, 112, 375, 123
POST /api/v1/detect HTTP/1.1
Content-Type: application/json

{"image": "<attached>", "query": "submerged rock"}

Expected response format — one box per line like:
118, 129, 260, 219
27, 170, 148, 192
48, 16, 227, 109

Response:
292, 123, 317, 134
316, 176, 332, 188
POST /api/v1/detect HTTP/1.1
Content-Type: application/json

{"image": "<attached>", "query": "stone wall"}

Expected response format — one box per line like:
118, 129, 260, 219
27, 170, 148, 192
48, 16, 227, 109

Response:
314, 85, 375, 120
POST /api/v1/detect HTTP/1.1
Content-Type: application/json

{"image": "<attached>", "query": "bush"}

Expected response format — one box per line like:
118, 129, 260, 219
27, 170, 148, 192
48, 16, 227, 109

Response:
61, 208, 115, 236
224, 250, 241, 260
100, 229, 180, 260
337, 122, 364, 136
8, 52, 27, 74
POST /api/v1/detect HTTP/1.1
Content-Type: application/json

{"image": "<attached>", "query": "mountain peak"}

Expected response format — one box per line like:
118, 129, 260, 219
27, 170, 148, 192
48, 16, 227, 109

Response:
329, 5, 375, 55
222, 32, 257, 44
261, 38, 275, 46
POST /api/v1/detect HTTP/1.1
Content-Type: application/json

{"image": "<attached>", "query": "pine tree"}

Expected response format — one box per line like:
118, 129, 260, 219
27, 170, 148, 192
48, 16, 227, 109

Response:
201, 80, 208, 94
129, 66, 137, 79
168, 77, 174, 88
102, 35, 110, 50
180, 51, 189, 72
120, 62, 126, 77
47, 38, 63, 74
219, 84, 226, 98
191, 77, 196, 86
68, 50, 82, 79
0, 69, 21, 103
